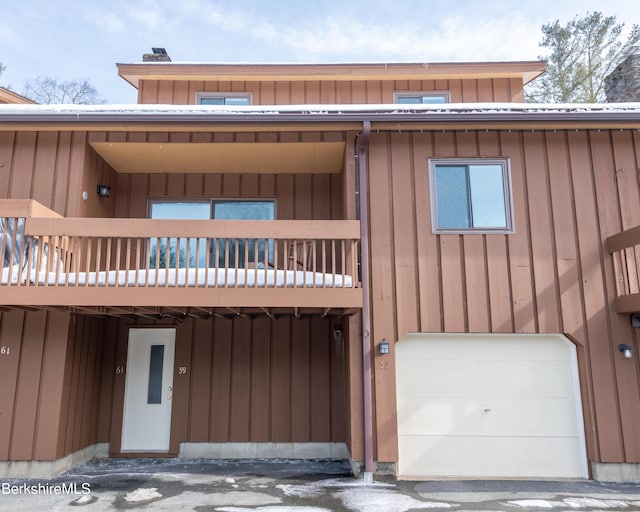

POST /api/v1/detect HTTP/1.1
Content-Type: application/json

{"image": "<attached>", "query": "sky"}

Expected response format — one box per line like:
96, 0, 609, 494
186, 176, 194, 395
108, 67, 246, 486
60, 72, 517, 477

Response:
1, 0, 639, 104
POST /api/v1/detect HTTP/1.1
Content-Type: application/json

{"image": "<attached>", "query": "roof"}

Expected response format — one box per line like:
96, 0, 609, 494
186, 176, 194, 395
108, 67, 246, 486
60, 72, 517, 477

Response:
3, 102, 638, 175
0, 87, 36, 105
116, 60, 547, 88
1, 102, 639, 129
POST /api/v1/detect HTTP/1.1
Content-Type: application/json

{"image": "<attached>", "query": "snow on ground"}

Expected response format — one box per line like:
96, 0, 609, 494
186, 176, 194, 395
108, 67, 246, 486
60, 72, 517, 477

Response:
508, 500, 562, 509
508, 497, 636, 509
562, 497, 631, 508
334, 487, 453, 512
277, 478, 394, 498
216, 507, 331, 512
123, 487, 163, 502
158, 490, 281, 508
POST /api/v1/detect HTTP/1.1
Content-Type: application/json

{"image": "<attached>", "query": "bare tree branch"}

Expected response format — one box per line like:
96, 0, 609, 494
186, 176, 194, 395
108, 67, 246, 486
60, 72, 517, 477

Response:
23, 77, 105, 104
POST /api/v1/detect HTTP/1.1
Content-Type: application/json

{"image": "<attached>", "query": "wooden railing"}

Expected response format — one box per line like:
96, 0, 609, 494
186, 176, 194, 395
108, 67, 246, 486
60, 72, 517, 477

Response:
0, 202, 361, 309
607, 226, 640, 314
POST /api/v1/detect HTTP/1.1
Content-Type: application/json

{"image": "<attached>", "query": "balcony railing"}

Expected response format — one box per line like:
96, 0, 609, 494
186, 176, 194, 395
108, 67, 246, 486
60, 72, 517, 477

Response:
607, 225, 640, 314
0, 200, 361, 309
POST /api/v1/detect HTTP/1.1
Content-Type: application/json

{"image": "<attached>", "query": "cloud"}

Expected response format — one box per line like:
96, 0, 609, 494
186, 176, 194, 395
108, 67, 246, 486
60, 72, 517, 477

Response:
183, 4, 543, 62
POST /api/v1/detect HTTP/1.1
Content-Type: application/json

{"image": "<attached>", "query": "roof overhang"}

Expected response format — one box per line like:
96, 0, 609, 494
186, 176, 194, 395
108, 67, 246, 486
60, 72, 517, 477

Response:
1, 104, 640, 133
90, 141, 345, 174
116, 60, 547, 88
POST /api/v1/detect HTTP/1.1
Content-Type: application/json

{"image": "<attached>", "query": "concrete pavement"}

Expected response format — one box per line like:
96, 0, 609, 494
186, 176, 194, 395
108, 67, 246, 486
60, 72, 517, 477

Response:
1, 458, 639, 511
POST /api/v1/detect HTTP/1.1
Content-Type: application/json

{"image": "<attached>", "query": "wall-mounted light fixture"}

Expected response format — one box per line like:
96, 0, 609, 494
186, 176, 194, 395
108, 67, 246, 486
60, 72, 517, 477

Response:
97, 184, 111, 198
618, 344, 633, 359
379, 339, 390, 355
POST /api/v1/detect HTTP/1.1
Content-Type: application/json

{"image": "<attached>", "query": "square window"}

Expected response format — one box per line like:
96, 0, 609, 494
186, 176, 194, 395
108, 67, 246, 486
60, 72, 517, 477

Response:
196, 93, 251, 105
429, 159, 514, 233
395, 92, 449, 104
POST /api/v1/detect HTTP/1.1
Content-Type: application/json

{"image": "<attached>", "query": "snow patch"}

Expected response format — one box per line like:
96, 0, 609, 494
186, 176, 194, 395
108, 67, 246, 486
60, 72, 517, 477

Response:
3, 101, 640, 116
225, 477, 236, 484
73, 494, 94, 504
563, 497, 630, 508
334, 488, 452, 512
277, 478, 394, 498
124, 487, 163, 502
216, 507, 330, 512
508, 500, 558, 508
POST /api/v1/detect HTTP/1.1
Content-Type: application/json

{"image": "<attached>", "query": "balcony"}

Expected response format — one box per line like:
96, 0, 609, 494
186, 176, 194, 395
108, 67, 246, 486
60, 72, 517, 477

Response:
0, 200, 361, 316
607, 225, 640, 314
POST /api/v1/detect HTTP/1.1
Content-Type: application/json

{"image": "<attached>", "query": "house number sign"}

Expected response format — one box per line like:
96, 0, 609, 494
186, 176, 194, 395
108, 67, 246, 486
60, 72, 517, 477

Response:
0, 346, 10, 356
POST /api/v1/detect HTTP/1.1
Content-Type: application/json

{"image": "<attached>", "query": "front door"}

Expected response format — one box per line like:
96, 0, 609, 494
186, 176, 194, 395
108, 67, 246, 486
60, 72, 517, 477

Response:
121, 328, 175, 452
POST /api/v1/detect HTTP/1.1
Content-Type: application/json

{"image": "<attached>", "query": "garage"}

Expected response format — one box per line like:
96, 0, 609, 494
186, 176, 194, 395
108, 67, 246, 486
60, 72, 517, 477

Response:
395, 333, 588, 479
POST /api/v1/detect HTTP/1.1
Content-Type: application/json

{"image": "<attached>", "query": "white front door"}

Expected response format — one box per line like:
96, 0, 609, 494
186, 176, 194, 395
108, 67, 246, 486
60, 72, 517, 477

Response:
121, 328, 175, 452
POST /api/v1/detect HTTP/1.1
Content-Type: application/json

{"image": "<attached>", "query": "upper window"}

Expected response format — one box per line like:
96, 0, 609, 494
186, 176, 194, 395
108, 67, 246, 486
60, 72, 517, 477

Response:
429, 159, 514, 233
395, 92, 450, 104
196, 93, 251, 105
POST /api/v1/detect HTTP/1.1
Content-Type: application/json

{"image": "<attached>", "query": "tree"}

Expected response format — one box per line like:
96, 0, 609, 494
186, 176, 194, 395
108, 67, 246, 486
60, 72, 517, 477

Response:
0, 61, 5, 79
527, 12, 640, 103
23, 77, 105, 104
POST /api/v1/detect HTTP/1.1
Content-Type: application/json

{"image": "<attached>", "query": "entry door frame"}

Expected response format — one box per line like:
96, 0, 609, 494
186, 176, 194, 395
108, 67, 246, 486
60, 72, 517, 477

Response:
121, 327, 176, 453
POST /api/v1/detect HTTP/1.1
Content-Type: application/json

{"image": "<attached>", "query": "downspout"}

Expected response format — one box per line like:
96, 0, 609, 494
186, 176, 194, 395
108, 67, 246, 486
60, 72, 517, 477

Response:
356, 120, 374, 482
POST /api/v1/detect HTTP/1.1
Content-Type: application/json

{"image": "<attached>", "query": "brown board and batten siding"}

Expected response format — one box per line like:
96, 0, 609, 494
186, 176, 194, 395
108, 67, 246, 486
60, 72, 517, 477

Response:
367, 129, 640, 466
0, 311, 105, 462
0, 131, 117, 218
103, 315, 347, 455
137, 78, 524, 105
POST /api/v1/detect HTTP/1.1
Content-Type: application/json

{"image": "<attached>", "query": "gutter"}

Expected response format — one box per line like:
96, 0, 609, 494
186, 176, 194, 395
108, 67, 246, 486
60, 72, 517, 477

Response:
356, 121, 374, 481
1, 108, 640, 127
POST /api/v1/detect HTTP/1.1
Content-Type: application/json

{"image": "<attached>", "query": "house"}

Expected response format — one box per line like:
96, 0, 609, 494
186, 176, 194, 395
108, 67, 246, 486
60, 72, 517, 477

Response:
0, 51, 639, 482
0, 87, 36, 105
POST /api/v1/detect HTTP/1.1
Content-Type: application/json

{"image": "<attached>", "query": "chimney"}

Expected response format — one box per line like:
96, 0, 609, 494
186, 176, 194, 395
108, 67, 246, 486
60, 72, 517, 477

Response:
605, 46, 640, 102
142, 48, 172, 62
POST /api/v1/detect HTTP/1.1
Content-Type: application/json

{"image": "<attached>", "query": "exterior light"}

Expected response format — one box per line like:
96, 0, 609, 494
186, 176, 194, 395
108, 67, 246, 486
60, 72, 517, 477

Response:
618, 344, 633, 359
97, 184, 111, 198
379, 339, 390, 355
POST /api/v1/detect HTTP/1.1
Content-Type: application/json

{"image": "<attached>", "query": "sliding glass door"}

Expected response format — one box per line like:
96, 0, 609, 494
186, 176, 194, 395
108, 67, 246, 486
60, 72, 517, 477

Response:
148, 199, 275, 268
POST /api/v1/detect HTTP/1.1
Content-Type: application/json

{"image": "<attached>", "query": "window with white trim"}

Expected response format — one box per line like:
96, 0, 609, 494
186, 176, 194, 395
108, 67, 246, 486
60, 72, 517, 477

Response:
395, 92, 449, 104
196, 93, 251, 105
429, 159, 514, 233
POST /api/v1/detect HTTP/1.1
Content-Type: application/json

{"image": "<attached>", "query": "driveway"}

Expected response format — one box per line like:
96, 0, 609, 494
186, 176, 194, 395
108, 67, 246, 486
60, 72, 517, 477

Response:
0, 458, 639, 511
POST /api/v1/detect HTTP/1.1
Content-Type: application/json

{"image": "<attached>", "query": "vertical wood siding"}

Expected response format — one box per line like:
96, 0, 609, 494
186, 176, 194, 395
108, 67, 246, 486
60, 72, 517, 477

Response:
138, 78, 524, 104
0, 131, 117, 218
57, 315, 105, 458
105, 316, 347, 454
0, 311, 104, 461
367, 129, 640, 465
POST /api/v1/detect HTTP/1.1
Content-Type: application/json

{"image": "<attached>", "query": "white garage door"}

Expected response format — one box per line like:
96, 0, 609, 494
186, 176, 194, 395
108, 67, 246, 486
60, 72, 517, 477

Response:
396, 333, 588, 479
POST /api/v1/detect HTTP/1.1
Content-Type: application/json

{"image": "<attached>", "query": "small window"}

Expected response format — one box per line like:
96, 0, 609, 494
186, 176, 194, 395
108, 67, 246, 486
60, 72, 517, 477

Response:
429, 159, 514, 233
395, 92, 449, 104
196, 93, 251, 105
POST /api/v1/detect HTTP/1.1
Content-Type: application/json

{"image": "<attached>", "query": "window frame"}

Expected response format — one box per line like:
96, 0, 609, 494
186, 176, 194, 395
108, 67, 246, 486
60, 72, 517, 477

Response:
428, 158, 515, 234
394, 91, 450, 104
146, 198, 277, 268
195, 92, 253, 105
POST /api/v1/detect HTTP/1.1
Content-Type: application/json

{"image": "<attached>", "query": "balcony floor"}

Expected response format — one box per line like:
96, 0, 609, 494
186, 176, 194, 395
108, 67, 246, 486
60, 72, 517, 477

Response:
0, 304, 360, 320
